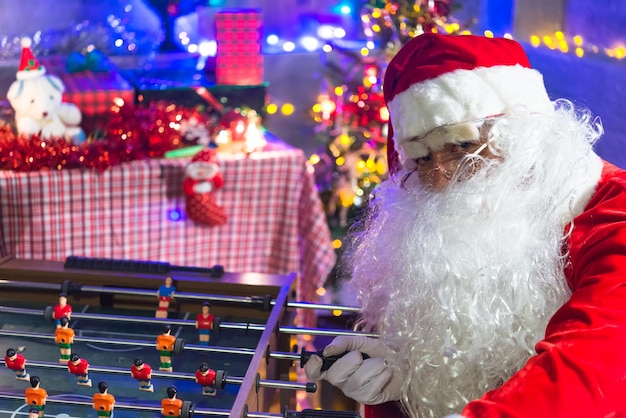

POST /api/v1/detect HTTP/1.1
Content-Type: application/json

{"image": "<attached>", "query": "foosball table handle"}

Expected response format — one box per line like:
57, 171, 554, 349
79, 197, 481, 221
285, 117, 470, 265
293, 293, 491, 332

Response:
300, 348, 370, 372
64, 255, 225, 278
283, 409, 361, 418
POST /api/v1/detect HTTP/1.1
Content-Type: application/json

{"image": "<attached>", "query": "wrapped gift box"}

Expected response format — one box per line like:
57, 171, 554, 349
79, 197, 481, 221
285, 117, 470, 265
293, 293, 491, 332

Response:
39, 56, 135, 130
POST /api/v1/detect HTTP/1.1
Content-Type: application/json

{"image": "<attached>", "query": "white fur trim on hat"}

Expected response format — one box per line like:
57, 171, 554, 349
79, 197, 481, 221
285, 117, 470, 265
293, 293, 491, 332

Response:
388, 64, 553, 168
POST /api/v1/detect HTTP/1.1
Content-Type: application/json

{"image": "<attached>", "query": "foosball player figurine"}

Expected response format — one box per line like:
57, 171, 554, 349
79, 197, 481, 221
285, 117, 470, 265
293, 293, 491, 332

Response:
68, 353, 92, 387
195, 362, 216, 396
156, 324, 176, 372
93, 381, 115, 417
131, 357, 154, 392
24, 376, 47, 417
156, 276, 176, 318
55, 316, 75, 363
5, 348, 29, 381
162, 386, 183, 417
53, 292, 72, 328
195, 301, 214, 345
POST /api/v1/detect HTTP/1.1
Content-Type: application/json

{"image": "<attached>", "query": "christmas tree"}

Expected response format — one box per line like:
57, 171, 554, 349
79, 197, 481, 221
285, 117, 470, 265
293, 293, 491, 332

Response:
310, 0, 471, 292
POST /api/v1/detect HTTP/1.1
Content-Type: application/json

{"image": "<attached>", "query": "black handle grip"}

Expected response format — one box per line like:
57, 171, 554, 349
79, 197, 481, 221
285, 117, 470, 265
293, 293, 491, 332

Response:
64, 255, 224, 277
284, 409, 361, 418
300, 348, 370, 372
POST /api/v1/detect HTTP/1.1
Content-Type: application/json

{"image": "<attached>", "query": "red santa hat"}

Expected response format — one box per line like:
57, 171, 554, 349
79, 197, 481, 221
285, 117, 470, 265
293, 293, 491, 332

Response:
383, 33, 553, 172
16, 37, 46, 80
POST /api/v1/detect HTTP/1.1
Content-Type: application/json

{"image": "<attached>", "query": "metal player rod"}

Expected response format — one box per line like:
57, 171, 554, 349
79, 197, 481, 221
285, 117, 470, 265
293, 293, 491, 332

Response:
0, 306, 378, 338
0, 279, 258, 306
0, 359, 313, 392
0, 279, 363, 313
0, 329, 256, 356
0, 328, 341, 366
0, 392, 229, 416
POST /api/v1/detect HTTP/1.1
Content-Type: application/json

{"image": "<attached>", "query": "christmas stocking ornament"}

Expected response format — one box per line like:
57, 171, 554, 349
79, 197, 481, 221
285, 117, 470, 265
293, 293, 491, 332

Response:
183, 149, 227, 226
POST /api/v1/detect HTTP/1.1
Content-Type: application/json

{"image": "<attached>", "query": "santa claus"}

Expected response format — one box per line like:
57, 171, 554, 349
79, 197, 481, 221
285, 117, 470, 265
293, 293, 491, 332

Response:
184, 148, 227, 226
305, 33, 626, 417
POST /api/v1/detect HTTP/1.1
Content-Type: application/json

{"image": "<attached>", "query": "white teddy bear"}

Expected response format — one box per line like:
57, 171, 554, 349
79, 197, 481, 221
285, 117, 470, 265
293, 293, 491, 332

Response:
7, 38, 85, 143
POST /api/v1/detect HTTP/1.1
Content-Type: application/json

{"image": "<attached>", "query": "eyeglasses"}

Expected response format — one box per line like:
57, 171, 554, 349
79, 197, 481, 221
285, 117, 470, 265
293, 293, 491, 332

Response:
400, 142, 489, 190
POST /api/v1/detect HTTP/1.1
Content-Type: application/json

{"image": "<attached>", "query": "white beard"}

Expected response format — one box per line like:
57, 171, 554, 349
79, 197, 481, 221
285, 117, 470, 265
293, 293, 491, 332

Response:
343, 105, 603, 417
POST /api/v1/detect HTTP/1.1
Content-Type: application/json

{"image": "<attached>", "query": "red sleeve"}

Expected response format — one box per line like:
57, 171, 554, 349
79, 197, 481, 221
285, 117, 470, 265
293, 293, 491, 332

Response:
462, 163, 626, 417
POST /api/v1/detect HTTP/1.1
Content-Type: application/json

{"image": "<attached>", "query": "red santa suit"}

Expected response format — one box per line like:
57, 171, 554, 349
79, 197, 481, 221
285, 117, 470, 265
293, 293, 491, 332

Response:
184, 149, 227, 226
366, 162, 626, 418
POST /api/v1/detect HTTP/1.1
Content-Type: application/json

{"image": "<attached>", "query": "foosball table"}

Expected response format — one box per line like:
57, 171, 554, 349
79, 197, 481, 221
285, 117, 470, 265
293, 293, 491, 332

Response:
0, 255, 366, 418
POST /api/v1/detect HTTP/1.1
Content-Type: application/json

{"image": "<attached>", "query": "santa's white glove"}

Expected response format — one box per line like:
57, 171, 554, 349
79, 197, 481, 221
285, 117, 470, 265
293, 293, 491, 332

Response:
304, 335, 403, 405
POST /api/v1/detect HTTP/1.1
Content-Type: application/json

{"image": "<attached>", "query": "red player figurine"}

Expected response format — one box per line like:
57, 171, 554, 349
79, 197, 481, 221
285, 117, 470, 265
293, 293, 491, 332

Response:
5, 348, 29, 380
156, 324, 176, 372
93, 381, 115, 417
156, 276, 176, 318
161, 386, 183, 417
131, 357, 154, 392
24, 376, 47, 417
195, 363, 216, 396
53, 292, 72, 328
55, 316, 74, 363
68, 353, 92, 387
195, 301, 214, 345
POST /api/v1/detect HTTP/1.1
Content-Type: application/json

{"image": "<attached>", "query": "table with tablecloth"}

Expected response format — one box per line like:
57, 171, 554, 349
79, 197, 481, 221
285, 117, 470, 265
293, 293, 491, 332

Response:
0, 143, 336, 326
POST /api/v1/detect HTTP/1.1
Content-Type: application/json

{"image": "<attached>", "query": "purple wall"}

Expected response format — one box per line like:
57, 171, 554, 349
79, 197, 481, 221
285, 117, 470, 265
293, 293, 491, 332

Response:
526, 46, 626, 169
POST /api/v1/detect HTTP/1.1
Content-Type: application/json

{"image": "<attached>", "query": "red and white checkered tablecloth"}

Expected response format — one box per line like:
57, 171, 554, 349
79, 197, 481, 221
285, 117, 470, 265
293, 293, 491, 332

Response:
0, 146, 336, 325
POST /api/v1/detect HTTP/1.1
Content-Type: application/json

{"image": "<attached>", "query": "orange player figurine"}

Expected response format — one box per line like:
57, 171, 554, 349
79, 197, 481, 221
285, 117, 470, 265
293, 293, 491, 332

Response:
55, 316, 74, 363
53, 292, 72, 328
131, 357, 154, 392
68, 353, 92, 387
195, 301, 214, 345
156, 324, 176, 372
92, 381, 115, 417
195, 363, 217, 396
4, 348, 29, 380
28, 407, 39, 418
24, 376, 47, 417
161, 386, 183, 417
156, 276, 176, 318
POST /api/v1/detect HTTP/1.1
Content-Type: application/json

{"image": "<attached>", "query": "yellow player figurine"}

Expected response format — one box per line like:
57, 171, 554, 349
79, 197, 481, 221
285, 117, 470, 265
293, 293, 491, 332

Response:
161, 386, 183, 417
55, 316, 74, 363
93, 381, 115, 417
24, 376, 47, 417
156, 324, 176, 372
156, 276, 175, 318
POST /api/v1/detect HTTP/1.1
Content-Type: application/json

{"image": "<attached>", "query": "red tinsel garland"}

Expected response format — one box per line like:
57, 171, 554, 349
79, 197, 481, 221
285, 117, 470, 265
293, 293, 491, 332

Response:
0, 102, 218, 172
